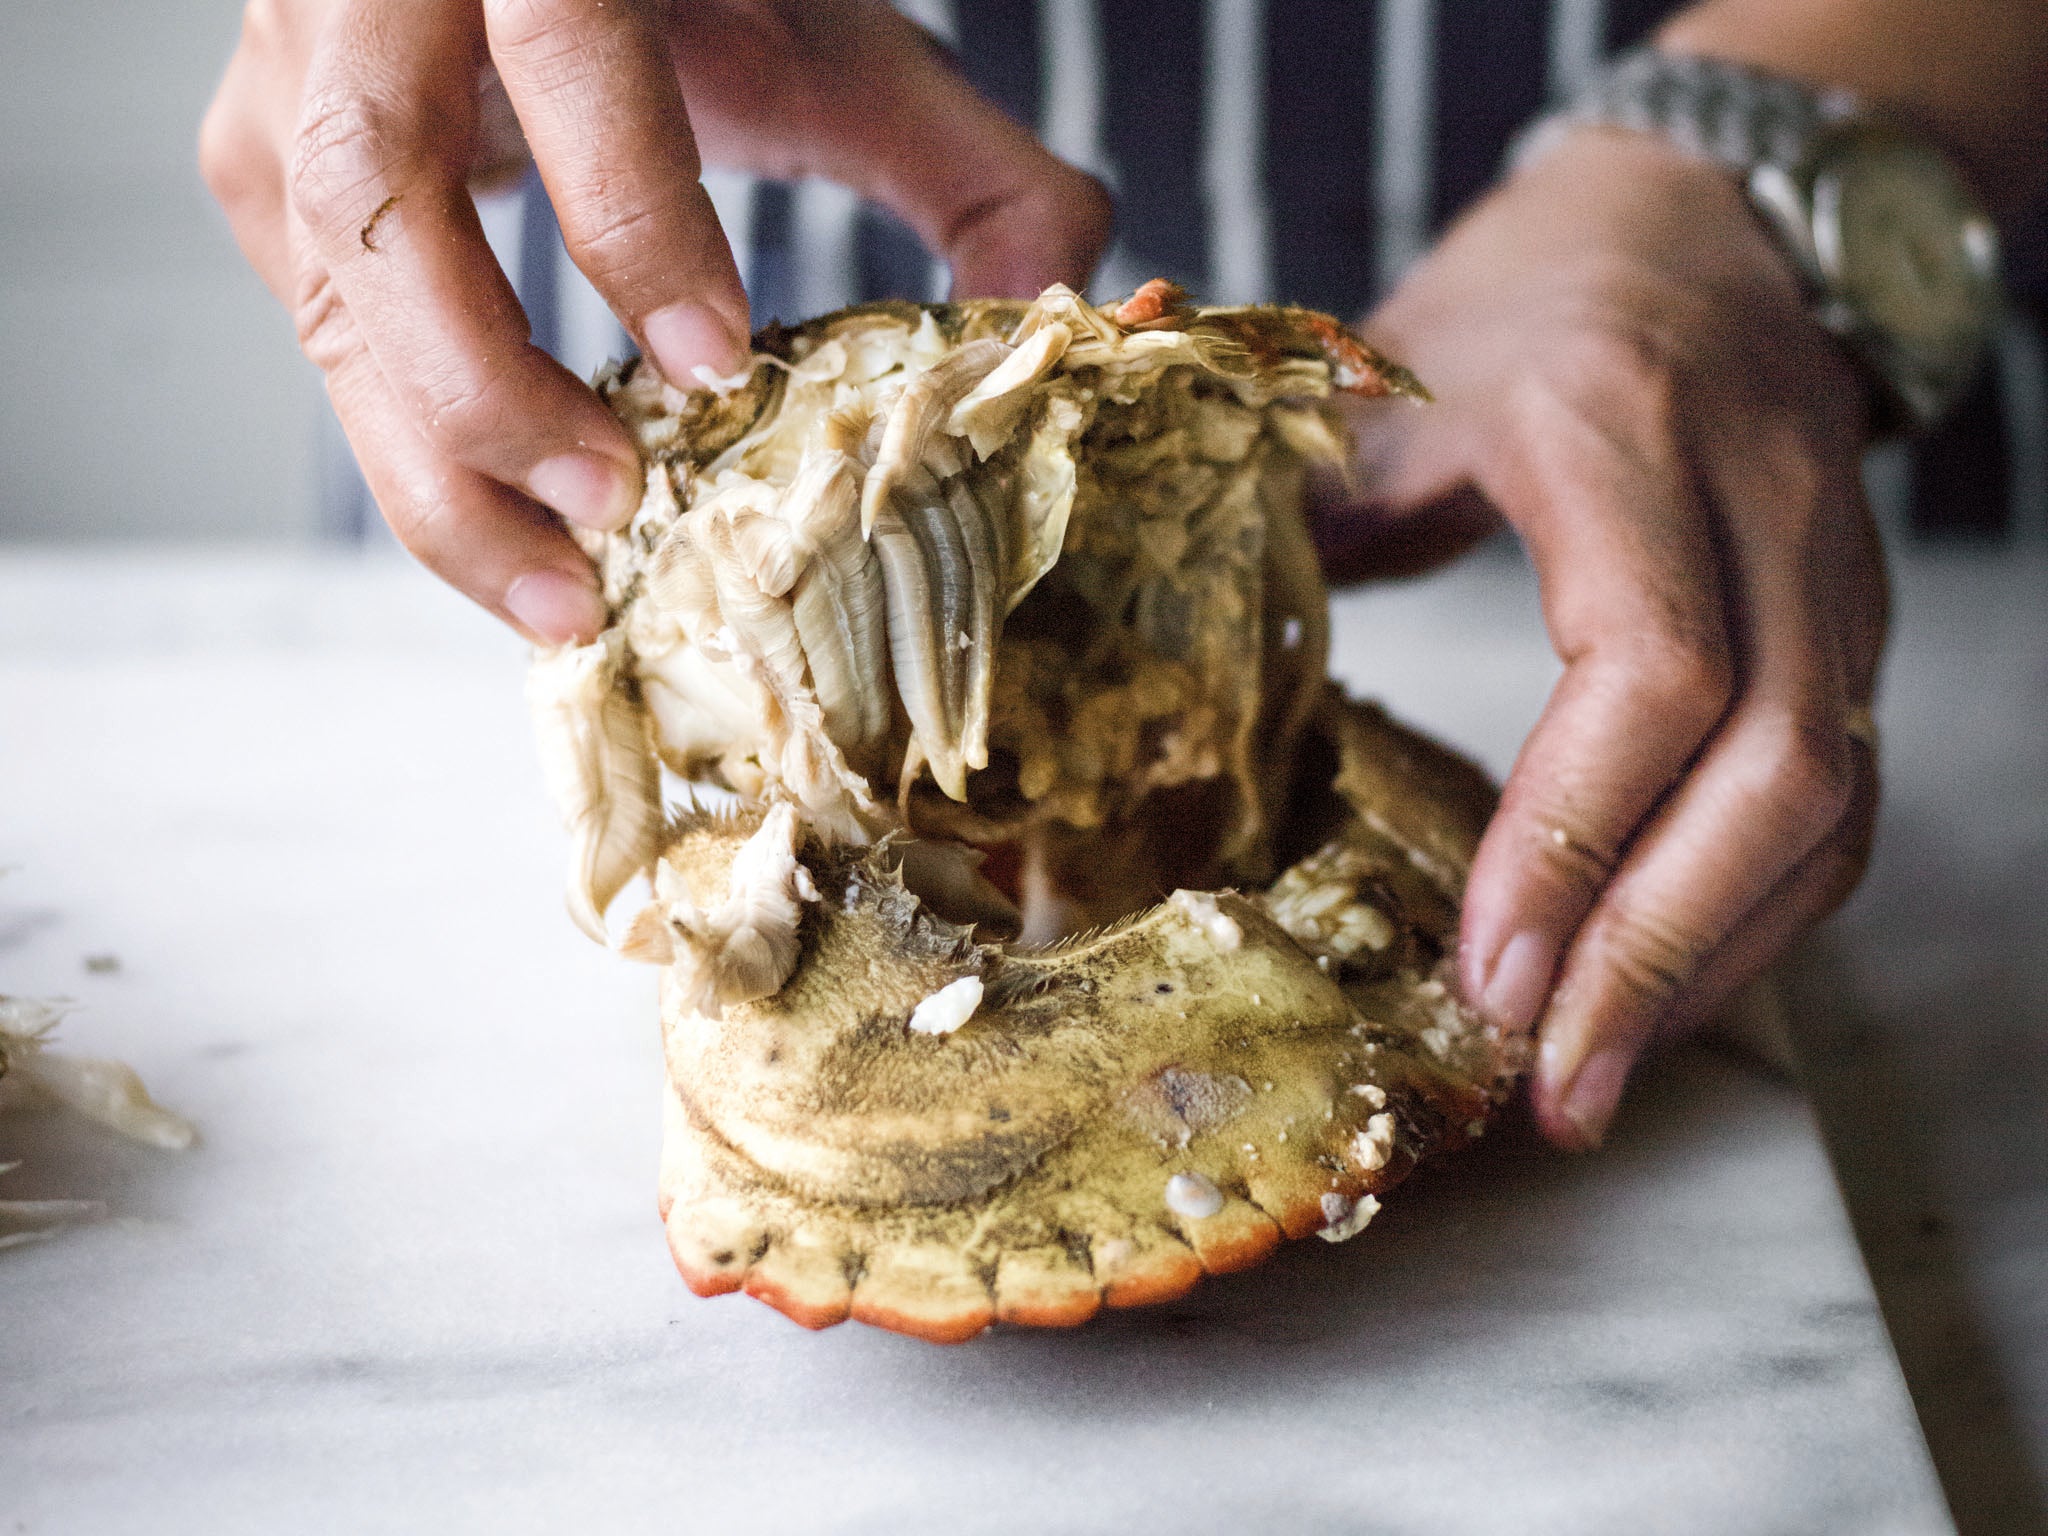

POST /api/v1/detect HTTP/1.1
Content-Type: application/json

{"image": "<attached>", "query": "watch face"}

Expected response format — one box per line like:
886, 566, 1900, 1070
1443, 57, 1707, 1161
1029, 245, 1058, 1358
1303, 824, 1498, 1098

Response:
1810, 127, 2000, 364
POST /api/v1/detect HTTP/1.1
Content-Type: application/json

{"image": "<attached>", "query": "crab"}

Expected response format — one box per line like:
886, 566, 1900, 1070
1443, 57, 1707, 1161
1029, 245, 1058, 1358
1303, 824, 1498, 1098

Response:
530, 280, 1526, 1341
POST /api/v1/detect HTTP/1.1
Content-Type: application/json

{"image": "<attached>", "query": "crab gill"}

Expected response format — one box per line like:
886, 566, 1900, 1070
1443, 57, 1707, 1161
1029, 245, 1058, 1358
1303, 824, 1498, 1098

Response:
860, 338, 1012, 537
871, 496, 964, 800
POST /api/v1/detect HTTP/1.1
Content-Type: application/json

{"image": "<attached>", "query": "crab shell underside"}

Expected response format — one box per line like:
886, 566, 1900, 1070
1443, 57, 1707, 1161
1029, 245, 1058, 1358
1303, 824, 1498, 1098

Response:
656, 691, 1522, 1342
528, 283, 1521, 1341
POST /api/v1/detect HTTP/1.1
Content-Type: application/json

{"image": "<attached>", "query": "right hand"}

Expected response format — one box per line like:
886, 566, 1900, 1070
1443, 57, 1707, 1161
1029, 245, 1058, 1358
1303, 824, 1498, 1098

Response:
1320, 130, 1887, 1149
201, 0, 1110, 642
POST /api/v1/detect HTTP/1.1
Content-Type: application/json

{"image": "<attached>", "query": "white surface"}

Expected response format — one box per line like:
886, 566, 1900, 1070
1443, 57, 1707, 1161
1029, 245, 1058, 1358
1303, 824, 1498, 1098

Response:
0, 550, 1950, 1534
1790, 549, 2048, 1534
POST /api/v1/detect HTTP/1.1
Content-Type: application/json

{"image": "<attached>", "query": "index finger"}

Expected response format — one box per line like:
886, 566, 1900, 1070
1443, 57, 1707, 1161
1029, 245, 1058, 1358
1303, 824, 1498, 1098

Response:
1456, 353, 1735, 1041
289, 0, 643, 533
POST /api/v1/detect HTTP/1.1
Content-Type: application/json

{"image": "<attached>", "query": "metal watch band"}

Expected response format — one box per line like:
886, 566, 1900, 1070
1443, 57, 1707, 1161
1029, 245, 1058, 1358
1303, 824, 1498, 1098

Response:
1504, 48, 2004, 436
1507, 47, 1863, 182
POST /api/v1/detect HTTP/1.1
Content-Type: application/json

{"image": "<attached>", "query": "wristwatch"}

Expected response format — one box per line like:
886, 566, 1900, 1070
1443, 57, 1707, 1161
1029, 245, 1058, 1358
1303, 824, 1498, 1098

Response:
1509, 47, 2003, 435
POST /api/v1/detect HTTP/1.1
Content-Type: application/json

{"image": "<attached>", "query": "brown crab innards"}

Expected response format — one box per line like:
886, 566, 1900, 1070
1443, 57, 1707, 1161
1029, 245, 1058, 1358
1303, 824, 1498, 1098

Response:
529, 280, 1526, 1342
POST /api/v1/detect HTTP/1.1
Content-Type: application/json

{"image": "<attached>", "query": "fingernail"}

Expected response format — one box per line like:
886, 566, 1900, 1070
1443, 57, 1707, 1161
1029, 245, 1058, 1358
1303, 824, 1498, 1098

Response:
644, 301, 748, 388
529, 452, 640, 531
1482, 930, 1555, 1034
1560, 1047, 1632, 1149
505, 569, 607, 645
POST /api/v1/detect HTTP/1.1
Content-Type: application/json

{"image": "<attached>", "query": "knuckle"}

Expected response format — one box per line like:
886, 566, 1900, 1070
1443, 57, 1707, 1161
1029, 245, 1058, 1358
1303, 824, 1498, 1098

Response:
409, 359, 515, 459
566, 200, 668, 285
291, 267, 358, 369
1736, 420, 1833, 535
1532, 311, 1685, 427
484, 0, 592, 66
1757, 711, 1857, 838
289, 90, 403, 238
1757, 797, 1878, 957
1567, 313, 1683, 398
946, 161, 1115, 290
1597, 907, 1712, 1012
197, 99, 261, 209
381, 481, 455, 565
1504, 328, 1686, 492
1622, 629, 1736, 733
1530, 817, 1619, 893
350, 432, 463, 568
1821, 798, 1878, 910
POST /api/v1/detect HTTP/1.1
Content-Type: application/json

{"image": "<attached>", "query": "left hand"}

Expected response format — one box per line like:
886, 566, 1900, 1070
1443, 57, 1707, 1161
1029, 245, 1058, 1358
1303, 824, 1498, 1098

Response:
1317, 128, 1887, 1148
199, 0, 1107, 644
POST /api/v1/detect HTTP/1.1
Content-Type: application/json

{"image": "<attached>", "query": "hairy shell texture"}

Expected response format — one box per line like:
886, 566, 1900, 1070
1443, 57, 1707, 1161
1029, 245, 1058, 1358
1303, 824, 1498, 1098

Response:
529, 282, 1523, 1341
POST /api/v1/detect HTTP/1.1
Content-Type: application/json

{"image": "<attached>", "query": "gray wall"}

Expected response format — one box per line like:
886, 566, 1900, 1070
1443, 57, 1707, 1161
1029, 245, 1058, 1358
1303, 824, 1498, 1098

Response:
0, 1, 318, 541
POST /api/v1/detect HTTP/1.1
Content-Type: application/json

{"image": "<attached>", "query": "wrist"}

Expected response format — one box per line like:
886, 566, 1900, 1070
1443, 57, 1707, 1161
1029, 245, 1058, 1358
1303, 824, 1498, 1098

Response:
1508, 47, 2002, 436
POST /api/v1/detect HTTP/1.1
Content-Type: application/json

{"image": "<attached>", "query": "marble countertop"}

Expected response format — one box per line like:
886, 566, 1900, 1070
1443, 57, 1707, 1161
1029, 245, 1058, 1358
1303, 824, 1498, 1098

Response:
6, 546, 2029, 1534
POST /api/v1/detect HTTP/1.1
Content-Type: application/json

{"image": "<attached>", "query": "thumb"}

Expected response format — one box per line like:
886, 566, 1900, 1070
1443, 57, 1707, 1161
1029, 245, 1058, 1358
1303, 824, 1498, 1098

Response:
1308, 376, 1502, 584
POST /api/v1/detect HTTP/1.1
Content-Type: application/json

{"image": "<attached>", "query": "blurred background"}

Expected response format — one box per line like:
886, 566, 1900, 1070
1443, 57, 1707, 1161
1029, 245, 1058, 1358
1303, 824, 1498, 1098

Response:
0, 1, 319, 542
5, 0, 2045, 550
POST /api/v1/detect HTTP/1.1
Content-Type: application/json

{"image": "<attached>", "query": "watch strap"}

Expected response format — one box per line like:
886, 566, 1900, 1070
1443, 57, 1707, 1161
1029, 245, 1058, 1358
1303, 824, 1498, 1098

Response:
1505, 48, 2000, 436
1509, 48, 1863, 180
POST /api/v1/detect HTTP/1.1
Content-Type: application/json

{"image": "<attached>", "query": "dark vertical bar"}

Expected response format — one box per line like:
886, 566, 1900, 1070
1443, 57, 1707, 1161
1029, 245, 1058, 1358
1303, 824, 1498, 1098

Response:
2001, 202, 2048, 543
2000, 199, 2048, 313
1910, 366, 2013, 539
1264, 0, 1379, 315
746, 181, 797, 327
855, 203, 937, 302
1430, 2, 1549, 231
1099, 0, 1209, 288
954, 0, 1044, 128
517, 163, 562, 361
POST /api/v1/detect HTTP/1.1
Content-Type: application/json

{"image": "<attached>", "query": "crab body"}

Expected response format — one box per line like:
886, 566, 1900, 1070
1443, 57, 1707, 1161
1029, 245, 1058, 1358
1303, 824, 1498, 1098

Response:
530, 284, 1520, 1341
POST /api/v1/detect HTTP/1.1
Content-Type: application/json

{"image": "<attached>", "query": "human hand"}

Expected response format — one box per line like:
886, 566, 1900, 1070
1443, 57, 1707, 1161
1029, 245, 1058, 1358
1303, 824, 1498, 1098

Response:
1323, 129, 1887, 1148
201, 0, 1109, 642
